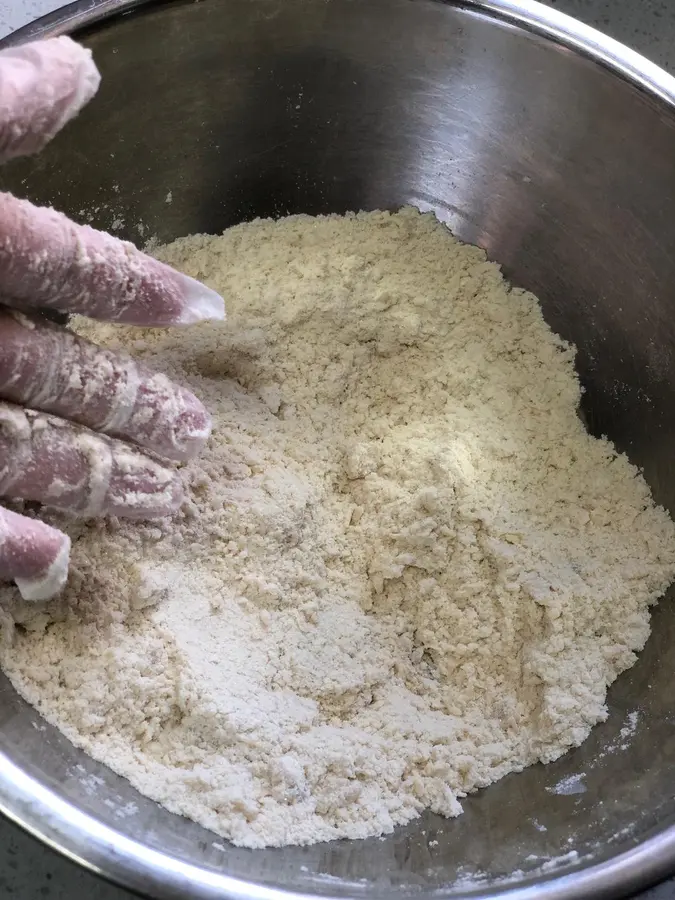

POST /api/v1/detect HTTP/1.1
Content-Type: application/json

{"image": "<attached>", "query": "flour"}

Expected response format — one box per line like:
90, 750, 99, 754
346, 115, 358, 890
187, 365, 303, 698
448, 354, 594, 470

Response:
1, 208, 675, 848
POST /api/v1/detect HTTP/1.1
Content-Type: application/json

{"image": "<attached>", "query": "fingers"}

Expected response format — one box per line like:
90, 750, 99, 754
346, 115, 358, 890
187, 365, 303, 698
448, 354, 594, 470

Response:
0, 36, 199, 604
0, 507, 69, 601
0, 309, 210, 462
0, 403, 182, 520
0, 38, 224, 325
0, 192, 225, 326
0, 37, 100, 164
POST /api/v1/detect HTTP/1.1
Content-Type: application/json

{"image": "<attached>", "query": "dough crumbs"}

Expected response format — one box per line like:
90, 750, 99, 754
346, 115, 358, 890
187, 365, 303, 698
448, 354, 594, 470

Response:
2, 208, 675, 848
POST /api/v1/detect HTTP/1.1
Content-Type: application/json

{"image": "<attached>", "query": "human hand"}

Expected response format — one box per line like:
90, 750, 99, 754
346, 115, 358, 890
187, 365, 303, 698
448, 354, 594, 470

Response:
0, 37, 225, 602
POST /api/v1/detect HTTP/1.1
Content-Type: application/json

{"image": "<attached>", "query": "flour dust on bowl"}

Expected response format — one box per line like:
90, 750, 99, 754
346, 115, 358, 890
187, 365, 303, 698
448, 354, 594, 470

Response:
2, 0, 675, 898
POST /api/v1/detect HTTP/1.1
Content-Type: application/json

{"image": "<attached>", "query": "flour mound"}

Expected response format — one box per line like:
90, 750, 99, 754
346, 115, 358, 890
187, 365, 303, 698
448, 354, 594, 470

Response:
2, 208, 675, 849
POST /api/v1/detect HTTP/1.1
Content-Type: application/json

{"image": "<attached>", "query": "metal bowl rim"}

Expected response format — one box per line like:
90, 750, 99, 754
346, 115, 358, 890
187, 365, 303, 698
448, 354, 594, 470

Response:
1, 1, 675, 899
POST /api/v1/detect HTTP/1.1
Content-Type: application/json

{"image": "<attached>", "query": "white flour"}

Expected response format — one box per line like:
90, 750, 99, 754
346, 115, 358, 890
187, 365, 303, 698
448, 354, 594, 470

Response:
2, 208, 675, 848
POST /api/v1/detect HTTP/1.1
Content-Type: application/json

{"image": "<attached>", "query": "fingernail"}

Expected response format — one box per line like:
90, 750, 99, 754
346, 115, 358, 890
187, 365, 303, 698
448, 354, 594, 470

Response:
45, 38, 101, 139
107, 468, 184, 520
14, 529, 71, 602
166, 389, 212, 462
175, 273, 225, 325
62, 42, 101, 132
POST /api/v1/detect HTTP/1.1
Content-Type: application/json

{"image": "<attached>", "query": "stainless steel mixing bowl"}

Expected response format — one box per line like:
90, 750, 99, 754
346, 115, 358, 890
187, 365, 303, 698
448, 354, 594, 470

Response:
2, 0, 675, 897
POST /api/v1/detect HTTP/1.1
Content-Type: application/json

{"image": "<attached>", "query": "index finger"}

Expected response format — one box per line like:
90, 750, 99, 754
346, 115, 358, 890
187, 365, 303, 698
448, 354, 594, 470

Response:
0, 193, 225, 326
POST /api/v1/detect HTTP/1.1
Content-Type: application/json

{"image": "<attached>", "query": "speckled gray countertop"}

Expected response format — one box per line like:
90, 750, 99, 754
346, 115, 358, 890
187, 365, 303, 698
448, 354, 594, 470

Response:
0, 0, 675, 898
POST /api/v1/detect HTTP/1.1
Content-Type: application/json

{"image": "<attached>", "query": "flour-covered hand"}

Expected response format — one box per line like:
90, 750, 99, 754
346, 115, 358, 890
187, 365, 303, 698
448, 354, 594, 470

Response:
0, 37, 225, 601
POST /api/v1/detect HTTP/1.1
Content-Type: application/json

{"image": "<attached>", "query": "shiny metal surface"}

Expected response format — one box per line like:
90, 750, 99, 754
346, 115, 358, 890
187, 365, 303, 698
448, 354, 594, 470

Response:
2, 0, 675, 897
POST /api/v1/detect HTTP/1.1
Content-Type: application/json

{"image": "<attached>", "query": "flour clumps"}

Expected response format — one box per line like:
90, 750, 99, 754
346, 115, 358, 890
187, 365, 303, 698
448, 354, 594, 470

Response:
2, 208, 675, 848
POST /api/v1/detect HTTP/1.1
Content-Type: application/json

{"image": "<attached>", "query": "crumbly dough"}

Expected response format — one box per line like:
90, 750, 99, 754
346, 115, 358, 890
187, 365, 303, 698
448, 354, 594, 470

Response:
1, 208, 674, 848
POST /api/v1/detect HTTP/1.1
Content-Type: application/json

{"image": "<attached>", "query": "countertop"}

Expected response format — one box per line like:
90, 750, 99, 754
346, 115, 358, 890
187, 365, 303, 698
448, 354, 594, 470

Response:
0, 0, 674, 898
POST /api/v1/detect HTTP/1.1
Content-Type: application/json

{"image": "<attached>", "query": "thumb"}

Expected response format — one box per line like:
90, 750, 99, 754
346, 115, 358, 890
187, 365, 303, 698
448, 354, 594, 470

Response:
0, 36, 100, 164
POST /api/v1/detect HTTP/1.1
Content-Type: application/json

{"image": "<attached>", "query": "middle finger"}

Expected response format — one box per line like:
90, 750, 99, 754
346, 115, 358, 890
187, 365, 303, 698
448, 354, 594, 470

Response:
0, 308, 210, 462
